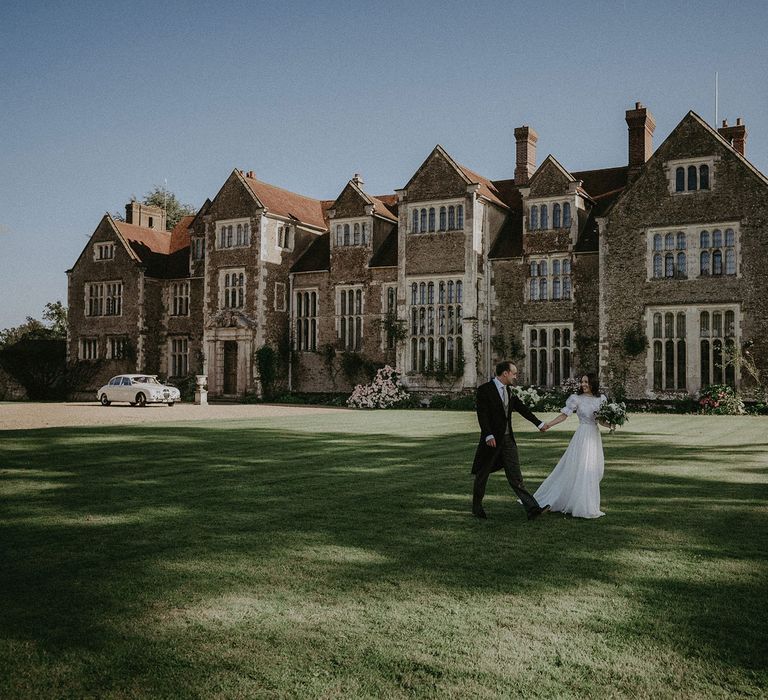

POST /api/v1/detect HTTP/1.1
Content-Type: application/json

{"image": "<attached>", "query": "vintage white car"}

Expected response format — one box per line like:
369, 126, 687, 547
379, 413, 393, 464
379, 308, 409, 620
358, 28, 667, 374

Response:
97, 374, 181, 407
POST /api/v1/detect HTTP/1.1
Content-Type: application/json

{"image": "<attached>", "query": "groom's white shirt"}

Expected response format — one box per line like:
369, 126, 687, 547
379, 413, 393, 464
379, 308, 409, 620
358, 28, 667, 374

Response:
486, 377, 545, 443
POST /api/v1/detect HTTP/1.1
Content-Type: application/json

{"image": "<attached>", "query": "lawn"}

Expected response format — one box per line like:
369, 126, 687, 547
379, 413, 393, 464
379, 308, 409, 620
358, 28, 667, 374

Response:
1, 411, 767, 698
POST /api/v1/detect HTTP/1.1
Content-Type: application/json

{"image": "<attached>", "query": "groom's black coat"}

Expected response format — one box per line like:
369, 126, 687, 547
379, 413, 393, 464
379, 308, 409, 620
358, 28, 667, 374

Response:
471, 380, 543, 475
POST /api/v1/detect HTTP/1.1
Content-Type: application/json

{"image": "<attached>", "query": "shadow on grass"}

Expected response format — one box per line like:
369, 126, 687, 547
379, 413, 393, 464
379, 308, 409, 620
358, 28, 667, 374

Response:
1, 424, 767, 690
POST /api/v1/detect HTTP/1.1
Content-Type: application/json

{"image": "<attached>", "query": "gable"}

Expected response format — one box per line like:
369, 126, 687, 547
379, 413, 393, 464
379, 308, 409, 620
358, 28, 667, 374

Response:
332, 182, 369, 219
208, 171, 261, 222
406, 148, 469, 201
607, 111, 768, 221
529, 157, 573, 197
67, 215, 139, 274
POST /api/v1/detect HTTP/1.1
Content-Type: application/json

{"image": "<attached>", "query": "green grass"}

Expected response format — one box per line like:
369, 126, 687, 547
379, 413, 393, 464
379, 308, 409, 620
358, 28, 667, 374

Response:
1, 411, 767, 698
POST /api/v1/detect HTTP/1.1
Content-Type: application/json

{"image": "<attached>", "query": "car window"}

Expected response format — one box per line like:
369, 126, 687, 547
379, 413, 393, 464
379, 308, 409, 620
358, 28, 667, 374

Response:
109, 377, 120, 386
121, 377, 132, 386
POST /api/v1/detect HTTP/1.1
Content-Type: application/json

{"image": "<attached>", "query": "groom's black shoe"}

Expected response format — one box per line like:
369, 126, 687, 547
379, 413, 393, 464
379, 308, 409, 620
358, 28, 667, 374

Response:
472, 508, 488, 520
527, 505, 550, 521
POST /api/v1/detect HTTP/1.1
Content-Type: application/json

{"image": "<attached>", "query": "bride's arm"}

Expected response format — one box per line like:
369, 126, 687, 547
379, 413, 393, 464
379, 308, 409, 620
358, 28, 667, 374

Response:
543, 413, 568, 430
598, 419, 612, 429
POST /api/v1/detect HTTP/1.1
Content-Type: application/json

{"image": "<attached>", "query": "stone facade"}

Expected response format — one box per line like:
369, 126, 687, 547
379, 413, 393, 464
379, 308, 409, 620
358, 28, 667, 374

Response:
67, 103, 768, 401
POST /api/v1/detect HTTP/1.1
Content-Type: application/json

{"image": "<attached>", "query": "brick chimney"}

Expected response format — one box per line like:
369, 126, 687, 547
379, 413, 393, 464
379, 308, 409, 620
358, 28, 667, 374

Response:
625, 102, 656, 174
514, 126, 538, 185
718, 118, 747, 156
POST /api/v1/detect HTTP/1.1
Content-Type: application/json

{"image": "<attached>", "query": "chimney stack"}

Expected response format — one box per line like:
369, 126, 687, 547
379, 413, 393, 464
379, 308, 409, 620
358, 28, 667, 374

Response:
125, 200, 166, 230
718, 117, 747, 156
514, 126, 538, 185
351, 173, 364, 188
625, 102, 656, 174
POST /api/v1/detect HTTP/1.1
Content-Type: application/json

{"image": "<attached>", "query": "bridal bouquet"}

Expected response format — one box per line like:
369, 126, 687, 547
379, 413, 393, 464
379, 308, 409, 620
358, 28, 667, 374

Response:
595, 401, 628, 432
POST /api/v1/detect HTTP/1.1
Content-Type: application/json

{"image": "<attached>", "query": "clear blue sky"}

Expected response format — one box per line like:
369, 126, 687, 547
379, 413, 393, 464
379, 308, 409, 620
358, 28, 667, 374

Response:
1, 0, 767, 330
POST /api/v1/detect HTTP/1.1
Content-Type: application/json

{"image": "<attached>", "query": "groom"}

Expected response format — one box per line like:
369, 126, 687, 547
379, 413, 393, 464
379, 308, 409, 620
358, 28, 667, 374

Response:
471, 361, 550, 521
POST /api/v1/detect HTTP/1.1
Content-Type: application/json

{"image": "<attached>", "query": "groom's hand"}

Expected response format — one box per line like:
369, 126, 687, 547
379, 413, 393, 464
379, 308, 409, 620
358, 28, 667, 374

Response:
486, 437, 497, 448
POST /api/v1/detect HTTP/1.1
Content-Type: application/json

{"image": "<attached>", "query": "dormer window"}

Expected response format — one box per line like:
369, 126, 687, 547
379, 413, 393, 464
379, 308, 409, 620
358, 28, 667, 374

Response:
667, 158, 715, 194
409, 203, 463, 234
334, 220, 369, 247
94, 243, 115, 261
528, 201, 571, 231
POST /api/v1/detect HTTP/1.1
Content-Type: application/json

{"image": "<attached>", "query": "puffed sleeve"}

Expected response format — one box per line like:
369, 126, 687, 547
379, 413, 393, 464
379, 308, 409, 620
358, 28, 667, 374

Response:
561, 394, 579, 415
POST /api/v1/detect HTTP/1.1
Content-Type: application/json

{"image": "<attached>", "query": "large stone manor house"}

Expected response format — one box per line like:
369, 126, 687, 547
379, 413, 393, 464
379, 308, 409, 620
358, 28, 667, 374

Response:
67, 102, 768, 400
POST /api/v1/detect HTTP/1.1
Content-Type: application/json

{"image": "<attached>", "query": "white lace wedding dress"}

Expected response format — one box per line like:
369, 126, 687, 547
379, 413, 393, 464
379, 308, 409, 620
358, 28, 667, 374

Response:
533, 393, 607, 519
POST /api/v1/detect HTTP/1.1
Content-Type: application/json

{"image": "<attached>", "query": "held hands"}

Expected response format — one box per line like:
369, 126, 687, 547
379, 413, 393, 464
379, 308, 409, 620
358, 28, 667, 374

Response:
539, 423, 550, 432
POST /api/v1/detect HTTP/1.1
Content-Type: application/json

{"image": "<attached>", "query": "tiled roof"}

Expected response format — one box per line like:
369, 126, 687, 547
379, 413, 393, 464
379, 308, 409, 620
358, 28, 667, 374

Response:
290, 233, 329, 273
113, 221, 171, 277
488, 208, 523, 259
369, 228, 398, 267
113, 219, 194, 278
455, 163, 508, 209
169, 215, 194, 253
368, 193, 398, 221
572, 166, 629, 202
242, 173, 328, 229
574, 207, 599, 252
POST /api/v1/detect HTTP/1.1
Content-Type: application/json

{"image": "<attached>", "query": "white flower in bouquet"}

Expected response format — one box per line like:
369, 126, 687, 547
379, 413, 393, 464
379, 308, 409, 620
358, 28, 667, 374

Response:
595, 401, 628, 432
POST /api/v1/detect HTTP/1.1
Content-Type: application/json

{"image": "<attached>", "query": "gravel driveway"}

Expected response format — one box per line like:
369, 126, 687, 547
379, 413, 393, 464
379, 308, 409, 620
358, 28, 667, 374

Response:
0, 401, 346, 431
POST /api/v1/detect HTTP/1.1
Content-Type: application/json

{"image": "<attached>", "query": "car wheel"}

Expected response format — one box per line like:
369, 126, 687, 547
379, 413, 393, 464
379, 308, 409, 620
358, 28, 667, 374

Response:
135, 393, 147, 407
167, 401, 175, 407
100, 394, 111, 406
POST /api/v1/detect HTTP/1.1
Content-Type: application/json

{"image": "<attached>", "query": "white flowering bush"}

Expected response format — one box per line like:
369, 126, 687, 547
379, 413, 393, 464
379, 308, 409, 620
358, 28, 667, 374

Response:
561, 377, 580, 394
510, 385, 541, 409
347, 365, 411, 409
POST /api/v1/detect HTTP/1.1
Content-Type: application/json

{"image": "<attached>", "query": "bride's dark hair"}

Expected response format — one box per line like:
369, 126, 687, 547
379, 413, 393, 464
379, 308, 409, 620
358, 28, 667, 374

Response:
577, 373, 600, 396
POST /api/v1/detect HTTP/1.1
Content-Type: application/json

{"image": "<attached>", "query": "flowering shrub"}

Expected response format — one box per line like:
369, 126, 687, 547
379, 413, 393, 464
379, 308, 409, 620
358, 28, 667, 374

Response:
595, 401, 629, 432
347, 365, 411, 409
540, 378, 580, 410
698, 384, 745, 415
510, 385, 541, 409
561, 377, 580, 394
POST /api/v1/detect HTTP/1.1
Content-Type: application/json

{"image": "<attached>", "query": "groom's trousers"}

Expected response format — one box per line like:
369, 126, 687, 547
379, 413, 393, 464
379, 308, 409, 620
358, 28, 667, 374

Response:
473, 438, 541, 515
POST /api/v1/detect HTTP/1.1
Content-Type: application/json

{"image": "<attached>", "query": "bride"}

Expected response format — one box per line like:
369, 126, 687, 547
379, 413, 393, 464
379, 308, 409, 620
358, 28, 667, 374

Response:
534, 374, 612, 519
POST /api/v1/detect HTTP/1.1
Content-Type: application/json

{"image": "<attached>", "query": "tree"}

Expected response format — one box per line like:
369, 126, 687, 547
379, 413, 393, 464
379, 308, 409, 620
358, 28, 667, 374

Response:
42, 301, 67, 338
0, 301, 69, 399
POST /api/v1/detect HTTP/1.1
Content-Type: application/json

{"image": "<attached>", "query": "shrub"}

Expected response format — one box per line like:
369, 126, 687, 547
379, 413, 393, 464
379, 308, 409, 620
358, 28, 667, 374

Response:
510, 385, 541, 410
429, 393, 475, 411
698, 384, 745, 415
255, 345, 278, 399
623, 325, 648, 357
347, 365, 410, 409
168, 374, 198, 402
